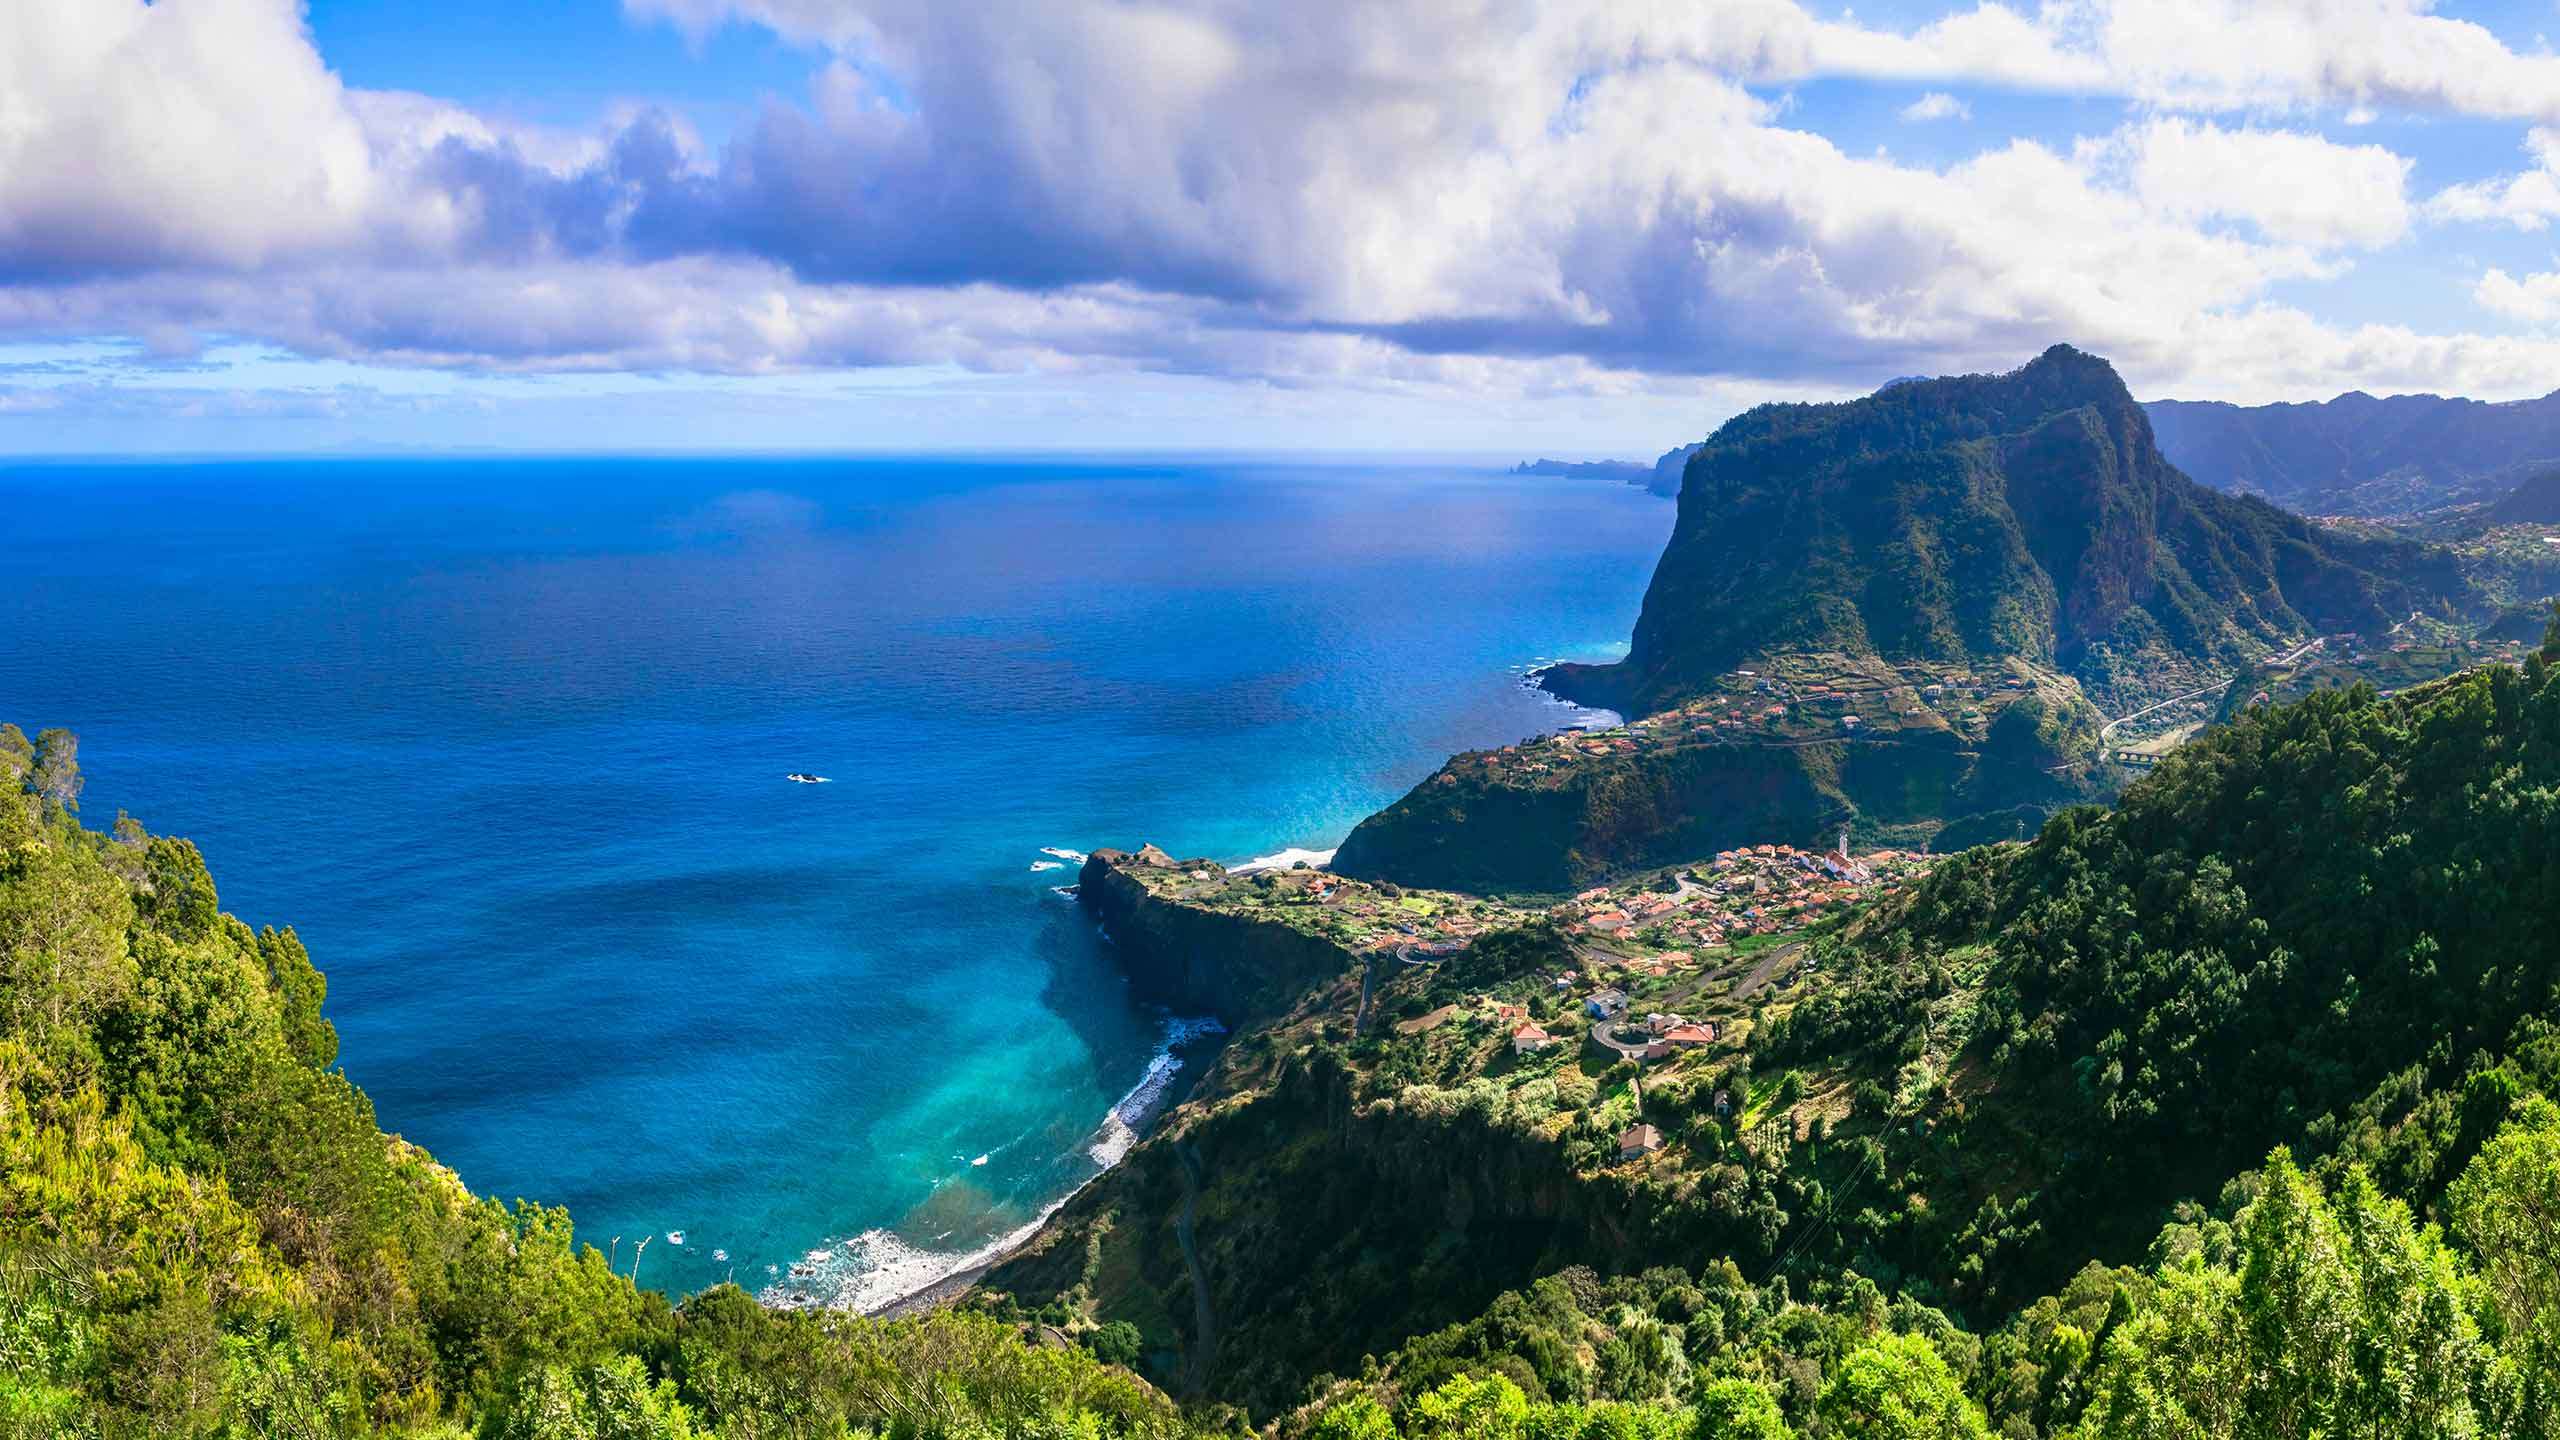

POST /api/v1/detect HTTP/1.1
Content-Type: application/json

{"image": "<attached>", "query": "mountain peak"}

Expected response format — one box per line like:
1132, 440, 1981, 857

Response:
1553, 346, 2468, 719
2013, 342, 2134, 404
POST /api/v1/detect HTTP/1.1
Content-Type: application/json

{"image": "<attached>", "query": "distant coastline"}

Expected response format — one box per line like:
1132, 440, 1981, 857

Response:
1514, 442, 1702, 499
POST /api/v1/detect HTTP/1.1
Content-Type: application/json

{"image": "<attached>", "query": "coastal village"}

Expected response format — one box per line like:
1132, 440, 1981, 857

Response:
1436, 629, 2537, 790
1106, 828, 1938, 1170
1441, 651, 2103, 794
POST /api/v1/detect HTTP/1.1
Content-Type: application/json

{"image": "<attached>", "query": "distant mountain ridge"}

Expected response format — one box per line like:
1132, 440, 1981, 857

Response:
1545, 345, 2471, 722
2146, 387, 2560, 516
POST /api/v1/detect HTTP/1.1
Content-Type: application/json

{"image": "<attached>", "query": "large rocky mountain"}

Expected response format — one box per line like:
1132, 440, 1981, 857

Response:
1546, 345, 2469, 723
1333, 347, 2477, 891
2147, 386, 2560, 516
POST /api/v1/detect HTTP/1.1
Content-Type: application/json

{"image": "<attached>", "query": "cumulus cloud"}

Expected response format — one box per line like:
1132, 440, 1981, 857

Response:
2116, 118, 2412, 250
2475, 268, 2560, 326
643, 0, 2560, 123
1, 0, 2556, 412
0, 0, 389, 276
2090, 0, 2560, 121
2427, 128, 2560, 231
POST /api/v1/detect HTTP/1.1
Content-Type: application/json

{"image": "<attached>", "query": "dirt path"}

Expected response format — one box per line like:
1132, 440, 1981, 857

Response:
1173, 1142, 1217, 1397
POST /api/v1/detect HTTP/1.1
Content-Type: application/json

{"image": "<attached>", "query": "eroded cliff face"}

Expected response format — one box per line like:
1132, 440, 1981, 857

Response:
1006, 854, 1691, 1406
1078, 847, 1361, 1027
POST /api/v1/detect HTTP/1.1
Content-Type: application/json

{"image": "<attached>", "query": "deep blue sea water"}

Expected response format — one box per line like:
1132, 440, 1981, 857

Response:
0, 456, 1670, 1305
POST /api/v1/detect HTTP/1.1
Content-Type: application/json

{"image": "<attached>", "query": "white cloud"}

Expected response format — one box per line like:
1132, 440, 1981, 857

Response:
2092, 0, 2560, 120
2118, 118, 2412, 250
0, 0, 2547, 416
2427, 127, 2560, 231
1900, 92, 1971, 122
2475, 268, 2560, 326
0, 0, 389, 273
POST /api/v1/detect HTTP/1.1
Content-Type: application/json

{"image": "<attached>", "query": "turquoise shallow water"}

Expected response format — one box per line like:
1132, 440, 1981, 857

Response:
0, 456, 1671, 1304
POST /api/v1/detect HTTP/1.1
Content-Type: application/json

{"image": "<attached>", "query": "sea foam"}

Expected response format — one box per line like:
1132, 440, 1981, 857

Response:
1233, 845, 1337, 873
758, 1012, 1224, 1315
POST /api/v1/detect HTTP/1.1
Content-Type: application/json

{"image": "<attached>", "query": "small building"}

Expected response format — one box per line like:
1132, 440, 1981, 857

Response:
1618, 1123, 1664, 1159
1660, 1023, 1716, 1049
1512, 1023, 1556, 1055
1586, 988, 1629, 1020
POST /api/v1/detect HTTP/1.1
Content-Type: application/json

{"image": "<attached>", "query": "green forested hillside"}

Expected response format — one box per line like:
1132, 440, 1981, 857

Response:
1002, 619, 2560, 1437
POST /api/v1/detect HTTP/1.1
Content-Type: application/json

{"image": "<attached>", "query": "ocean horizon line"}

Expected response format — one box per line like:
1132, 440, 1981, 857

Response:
0, 446, 1642, 468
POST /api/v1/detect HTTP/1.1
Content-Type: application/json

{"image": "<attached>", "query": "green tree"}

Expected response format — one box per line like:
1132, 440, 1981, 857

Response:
2452, 1097, 2560, 1369
1816, 1333, 1990, 1440
1406, 1373, 1532, 1440
26, 728, 80, 813
1309, 1392, 1398, 1440
1087, 1319, 1144, 1368
495, 1356, 703, 1440
0, 723, 30, 790
2085, 1149, 2497, 1440
1692, 1376, 1793, 1439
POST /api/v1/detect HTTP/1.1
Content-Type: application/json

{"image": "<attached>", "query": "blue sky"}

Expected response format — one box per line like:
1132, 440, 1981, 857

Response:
13, 1, 2560, 454
306, 0, 815, 138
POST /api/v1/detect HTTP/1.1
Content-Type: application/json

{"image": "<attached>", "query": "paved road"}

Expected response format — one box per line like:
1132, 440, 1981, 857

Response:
2094, 636, 2330, 748
2098, 676, 2239, 743
1173, 1143, 1217, 1397
1732, 940, 1806, 999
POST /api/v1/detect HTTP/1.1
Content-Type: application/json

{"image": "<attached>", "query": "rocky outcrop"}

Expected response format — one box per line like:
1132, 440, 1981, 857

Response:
1078, 849, 1362, 1027
1331, 726, 2088, 894
1558, 346, 2470, 721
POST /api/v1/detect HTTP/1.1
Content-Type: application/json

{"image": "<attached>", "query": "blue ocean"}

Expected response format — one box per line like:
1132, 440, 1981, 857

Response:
0, 457, 1670, 1305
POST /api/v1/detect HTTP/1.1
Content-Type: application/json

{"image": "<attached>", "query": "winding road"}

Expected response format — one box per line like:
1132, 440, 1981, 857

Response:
1173, 1143, 1217, 1397
2097, 675, 2240, 743
1732, 939, 1806, 999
